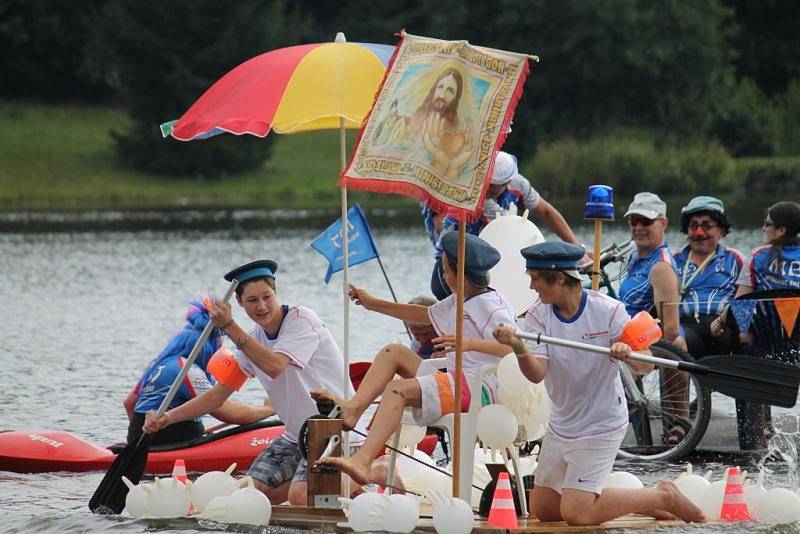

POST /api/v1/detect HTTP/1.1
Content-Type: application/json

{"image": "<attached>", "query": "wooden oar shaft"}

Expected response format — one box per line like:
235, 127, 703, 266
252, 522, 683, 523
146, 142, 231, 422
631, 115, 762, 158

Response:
452, 221, 466, 499
514, 330, 682, 370
155, 279, 238, 418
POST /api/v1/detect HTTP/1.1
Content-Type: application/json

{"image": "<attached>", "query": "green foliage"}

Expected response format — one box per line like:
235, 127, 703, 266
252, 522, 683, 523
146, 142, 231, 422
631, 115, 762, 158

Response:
775, 79, 800, 155
528, 133, 735, 198
84, 1, 305, 176
0, 0, 112, 101
735, 157, 800, 195
707, 77, 779, 157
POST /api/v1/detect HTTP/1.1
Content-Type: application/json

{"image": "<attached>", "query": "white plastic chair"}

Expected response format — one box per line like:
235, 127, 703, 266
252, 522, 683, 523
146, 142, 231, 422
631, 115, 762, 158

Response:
385, 359, 528, 516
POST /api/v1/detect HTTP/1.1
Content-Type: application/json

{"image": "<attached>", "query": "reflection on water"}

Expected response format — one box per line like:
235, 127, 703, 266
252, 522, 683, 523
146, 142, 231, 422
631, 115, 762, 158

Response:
0, 208, 797, 533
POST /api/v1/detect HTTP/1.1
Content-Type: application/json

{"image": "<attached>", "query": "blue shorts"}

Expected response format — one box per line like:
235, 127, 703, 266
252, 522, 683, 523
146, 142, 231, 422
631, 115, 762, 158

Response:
248, 436, 307, 488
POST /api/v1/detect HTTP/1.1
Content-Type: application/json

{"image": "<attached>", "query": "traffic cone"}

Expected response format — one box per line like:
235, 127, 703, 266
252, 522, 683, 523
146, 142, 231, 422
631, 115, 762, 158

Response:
172, 459, 195, 513
487, 472, 518, 528
719, 466, 751, 521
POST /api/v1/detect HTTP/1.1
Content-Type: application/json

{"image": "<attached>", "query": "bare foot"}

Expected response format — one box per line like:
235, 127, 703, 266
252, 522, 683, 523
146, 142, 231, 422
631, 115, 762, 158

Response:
309, 389, 362, 430
643, 508, 678, 520
658, 481, 706, 523
370, 457, 406, 494
316, 455, 372, 486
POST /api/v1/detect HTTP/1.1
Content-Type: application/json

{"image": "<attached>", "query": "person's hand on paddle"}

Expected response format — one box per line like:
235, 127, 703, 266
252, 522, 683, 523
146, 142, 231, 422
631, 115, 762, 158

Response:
209, 299, 234, 330
143, 411, 170, 434
433, 334, 475, 353
493, 324, 526, 355
608, 342, 632, 362
348, 284, 377, 310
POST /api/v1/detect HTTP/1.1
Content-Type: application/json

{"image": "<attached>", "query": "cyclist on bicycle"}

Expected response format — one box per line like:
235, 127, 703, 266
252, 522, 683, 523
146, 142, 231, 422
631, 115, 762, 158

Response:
493, 241, 705, 526
673, 196, 743, 358
617, 192, 689, 446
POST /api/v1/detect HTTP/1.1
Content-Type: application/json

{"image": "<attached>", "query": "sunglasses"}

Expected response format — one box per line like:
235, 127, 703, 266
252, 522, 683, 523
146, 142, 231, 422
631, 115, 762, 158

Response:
763, 219, 776, 228
628, 216, 656, 227
687, 221, 718, 232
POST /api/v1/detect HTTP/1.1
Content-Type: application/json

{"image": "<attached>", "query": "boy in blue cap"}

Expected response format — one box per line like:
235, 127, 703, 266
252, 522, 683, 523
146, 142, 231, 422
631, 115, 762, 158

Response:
493, 242, 705, 525
312, 232, 516, 485
144, 260, 375, 505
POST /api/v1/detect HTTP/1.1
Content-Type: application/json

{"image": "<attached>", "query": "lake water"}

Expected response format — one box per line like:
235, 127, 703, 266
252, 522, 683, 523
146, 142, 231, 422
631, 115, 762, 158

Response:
0, 208, 797, 533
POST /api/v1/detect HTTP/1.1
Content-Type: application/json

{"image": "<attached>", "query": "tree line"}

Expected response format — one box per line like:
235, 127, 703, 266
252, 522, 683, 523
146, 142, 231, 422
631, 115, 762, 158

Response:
1, 0, 797, 177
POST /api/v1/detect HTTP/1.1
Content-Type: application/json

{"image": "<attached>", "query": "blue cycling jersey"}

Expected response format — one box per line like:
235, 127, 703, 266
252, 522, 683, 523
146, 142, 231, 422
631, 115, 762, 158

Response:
674, 244, 744, 319
738, 243, 800, 290
133, 356, 215, 417
619, 243, 677, 317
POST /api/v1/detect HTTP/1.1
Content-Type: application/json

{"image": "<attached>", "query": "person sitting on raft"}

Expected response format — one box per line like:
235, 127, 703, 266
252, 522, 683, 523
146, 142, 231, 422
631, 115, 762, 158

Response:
143, 260, 385, 505
312, 232, 516, 484
493, 241, 705, 526
124, 298, 274, 446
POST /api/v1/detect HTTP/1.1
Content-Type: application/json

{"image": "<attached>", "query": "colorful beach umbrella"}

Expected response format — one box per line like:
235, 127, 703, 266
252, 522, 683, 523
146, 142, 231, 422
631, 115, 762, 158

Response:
160, 35, 395, 496
160, 37, 394, 140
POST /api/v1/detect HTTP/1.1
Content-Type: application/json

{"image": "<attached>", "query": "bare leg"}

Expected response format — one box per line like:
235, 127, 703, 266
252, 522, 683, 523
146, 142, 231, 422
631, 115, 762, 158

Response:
311, 344, 422, 429
531, 486, 563, 521
316, 377, 422, 485
559, 481, 705, 526
254, 478, 290, 505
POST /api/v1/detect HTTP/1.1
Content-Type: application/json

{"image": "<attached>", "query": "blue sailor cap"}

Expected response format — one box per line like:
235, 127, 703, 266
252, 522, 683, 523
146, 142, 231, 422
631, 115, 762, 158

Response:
520, 241, 585, 280
224, 259, 278, 284
441, 232, 501, 281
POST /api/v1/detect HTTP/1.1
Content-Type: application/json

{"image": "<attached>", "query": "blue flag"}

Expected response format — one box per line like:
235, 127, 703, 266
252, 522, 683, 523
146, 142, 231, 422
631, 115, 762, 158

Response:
311, 204, 380, 283
730, 299, 758, 333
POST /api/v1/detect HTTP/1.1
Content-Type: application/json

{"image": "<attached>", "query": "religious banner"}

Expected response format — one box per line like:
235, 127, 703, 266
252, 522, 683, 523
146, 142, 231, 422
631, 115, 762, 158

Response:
340, 32, 530, 218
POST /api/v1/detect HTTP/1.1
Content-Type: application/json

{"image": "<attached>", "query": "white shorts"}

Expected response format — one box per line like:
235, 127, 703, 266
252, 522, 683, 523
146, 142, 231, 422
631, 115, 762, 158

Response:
533, 426, 626, 495
410, 361, 471, 426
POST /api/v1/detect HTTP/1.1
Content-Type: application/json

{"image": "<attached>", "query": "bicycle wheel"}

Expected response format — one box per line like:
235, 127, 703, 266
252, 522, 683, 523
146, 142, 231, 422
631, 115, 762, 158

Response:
617, 340, 711, 462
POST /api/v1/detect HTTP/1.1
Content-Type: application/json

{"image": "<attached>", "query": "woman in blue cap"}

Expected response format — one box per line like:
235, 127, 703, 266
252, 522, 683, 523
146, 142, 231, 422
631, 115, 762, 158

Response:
144, 260, 370, 505
426, 150, 583, 300
312, 232, 516, 485
125, 299, 274, 445
672, 196, 743, 358
493, 241, 705, 526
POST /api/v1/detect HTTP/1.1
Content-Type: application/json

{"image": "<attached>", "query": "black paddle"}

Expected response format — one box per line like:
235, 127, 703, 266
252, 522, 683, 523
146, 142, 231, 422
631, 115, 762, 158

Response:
89, 279, 238, 514
515, 330, 800, 408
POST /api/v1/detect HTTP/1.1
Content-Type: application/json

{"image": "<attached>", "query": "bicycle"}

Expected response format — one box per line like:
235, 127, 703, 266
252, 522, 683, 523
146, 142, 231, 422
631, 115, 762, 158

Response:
581, 241, 712, 462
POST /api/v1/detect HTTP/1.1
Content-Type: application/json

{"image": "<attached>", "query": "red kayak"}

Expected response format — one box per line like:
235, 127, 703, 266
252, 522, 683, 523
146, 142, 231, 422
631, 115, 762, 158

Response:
0, 420, 439, 474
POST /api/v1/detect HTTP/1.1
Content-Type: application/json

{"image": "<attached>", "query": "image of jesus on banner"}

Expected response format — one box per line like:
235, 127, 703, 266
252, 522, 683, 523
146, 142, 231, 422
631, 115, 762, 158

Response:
343, 33, 529, 215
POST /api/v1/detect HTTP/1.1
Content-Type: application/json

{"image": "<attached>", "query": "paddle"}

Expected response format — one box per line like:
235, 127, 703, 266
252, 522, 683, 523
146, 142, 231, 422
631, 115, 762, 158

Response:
515, 329, 800, 408
89, 279, 239, 514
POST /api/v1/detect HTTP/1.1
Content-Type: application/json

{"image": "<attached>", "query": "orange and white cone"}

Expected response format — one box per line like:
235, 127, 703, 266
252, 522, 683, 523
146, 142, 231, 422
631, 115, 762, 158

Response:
487, 472, 518, 528
719, 466, 751, 521
172, 459, 194, 513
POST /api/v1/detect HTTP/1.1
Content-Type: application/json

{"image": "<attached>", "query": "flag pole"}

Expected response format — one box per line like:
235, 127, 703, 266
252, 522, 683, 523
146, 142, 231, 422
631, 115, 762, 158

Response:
339, 115, 351, 499
452, 219, 466, 498
375, 256, 413, 341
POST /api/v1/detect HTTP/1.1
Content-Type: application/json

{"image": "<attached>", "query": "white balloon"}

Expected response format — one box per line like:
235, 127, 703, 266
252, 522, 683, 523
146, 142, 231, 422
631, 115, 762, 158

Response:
479, 210, 545, 315
407, 467, 451, 498
226, 485, 272, 526
146, 477, 191, 518
396, 449, 435, 481
433, 497, 474, 534
497, 354, 530, 397
189, 468, 238, 513
390, 424, 426, 452
347, 492, 385, 532
198, 495, 229, 521
602, 471, 643, 490
752, 488, 800, 524
698, 480, 726, 521
382, 494, 420, 533
674, 474, 711, 506
122, 477, 150, 518
477, 404, 518, 451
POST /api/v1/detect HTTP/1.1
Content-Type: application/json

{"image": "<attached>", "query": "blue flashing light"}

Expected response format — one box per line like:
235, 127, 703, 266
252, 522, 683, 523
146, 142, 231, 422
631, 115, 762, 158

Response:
585, 185, 614, 220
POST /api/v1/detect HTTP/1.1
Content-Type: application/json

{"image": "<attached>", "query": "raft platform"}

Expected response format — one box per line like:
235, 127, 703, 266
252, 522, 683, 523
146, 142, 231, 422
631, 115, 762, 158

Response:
270, 505, 684, 533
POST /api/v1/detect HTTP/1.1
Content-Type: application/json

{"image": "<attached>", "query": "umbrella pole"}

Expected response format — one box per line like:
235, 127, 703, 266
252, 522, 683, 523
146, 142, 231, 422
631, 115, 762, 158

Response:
452, 220, 466, 498
339, 117, 351, 499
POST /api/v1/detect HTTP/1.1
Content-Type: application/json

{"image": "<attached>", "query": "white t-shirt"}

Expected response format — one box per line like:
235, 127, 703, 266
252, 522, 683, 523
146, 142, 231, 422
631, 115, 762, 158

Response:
428, 289, 516, 376
234, 305, 366, 443
520, 290, 630, 440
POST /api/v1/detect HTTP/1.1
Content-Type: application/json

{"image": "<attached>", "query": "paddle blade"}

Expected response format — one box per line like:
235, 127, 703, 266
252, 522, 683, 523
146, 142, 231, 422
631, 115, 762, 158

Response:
89, 434, 151, 514
687, 355, 800, 408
